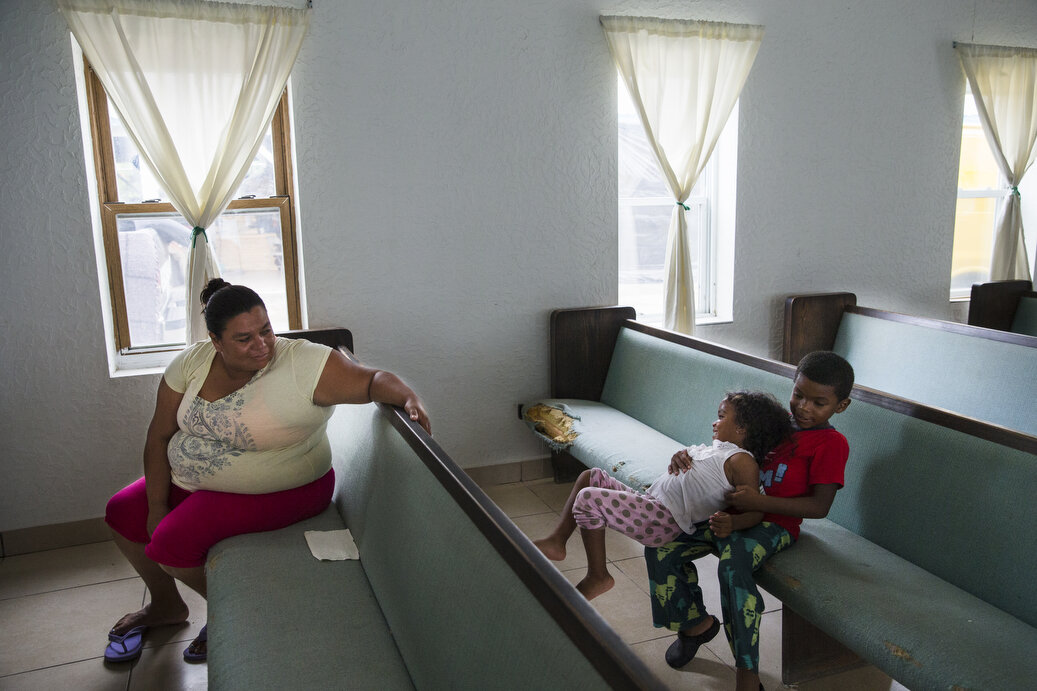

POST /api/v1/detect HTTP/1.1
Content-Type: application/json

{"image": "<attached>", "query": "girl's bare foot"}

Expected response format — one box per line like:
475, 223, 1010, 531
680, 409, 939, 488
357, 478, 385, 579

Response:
533, 536, 567, 561
576, 573, 615, 600
110, 601, 190, 636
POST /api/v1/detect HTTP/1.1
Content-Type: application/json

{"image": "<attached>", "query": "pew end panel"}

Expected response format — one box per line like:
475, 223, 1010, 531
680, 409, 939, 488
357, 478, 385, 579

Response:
549, 306, 636, 481
781, 292, 857, 365
967, 279, 1032, 331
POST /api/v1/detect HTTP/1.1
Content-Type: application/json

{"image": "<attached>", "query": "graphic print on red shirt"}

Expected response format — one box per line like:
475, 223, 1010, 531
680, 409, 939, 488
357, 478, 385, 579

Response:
759, 426, 848, 540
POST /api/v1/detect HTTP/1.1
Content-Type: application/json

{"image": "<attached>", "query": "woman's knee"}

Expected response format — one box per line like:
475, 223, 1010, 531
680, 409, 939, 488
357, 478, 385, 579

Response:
105, 478, 150, 544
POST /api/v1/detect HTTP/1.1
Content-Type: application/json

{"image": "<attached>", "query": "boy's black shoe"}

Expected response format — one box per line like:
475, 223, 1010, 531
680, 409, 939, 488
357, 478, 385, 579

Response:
664, 615, 720, 668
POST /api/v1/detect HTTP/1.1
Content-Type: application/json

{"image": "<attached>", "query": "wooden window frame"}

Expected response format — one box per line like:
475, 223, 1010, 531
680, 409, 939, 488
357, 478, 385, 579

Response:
83, 59, 302, 352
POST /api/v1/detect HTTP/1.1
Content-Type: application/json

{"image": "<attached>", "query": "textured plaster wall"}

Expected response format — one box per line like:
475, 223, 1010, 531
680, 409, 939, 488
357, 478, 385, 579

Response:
0, 1, 161, 532
1, 0, 1036, 531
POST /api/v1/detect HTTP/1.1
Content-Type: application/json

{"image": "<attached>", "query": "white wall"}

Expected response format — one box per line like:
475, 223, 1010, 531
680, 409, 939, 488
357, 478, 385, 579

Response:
2, 0, 1035, 532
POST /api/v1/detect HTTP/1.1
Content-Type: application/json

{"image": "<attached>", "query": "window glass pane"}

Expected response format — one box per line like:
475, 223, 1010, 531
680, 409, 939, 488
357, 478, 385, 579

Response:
116, 209, 288, 348
958, 121, 1000, 190
107, 102, 276, 203
618, 77, 709, 323
618, 201, 706, 323
116, 215, 191, 346
950, 85, 1003, 299
208, 208, 289, 332
950, 197, 995, 295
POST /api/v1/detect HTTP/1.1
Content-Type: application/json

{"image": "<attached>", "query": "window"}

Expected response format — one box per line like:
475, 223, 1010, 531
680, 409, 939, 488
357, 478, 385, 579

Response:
950, 84, 1006, 300
617, 77, 737, 325
81, 59, 302, 358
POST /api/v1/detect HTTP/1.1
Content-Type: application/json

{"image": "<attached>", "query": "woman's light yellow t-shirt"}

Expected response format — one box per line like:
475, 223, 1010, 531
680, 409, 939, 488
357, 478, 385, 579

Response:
164, 337, 333, 494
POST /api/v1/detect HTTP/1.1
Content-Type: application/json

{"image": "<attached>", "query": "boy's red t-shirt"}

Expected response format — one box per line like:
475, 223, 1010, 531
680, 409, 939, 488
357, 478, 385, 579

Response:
759, 426, 849, 540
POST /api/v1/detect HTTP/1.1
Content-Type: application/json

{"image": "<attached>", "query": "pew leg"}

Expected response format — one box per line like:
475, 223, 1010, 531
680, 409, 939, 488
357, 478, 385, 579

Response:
781, 606, 866, 685
551, 449, 585, 483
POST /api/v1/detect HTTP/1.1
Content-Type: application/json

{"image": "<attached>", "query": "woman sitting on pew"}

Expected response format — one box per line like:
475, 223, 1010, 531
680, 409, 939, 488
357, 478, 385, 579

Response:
101, 279, 431, 665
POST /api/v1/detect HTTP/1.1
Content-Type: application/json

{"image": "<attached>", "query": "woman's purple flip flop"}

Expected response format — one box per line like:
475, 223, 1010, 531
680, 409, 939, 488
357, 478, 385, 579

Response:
104, 625, 147, 663
183, 624, 207, 663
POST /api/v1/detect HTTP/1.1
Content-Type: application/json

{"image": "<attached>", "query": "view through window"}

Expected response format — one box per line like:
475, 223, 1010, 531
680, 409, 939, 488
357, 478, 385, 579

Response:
84, 62, 301, 353
617, 77, 735, 325
950, 85, 1006, 299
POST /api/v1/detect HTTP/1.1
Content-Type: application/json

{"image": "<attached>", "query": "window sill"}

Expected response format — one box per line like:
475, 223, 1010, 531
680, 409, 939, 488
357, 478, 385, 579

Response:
109, 346, 184, 378
696, 314, 734, 327
635, 314, 734, 329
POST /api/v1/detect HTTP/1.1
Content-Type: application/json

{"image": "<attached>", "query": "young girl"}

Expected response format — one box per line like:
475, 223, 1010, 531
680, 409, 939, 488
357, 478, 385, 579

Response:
533, 391, 792, 600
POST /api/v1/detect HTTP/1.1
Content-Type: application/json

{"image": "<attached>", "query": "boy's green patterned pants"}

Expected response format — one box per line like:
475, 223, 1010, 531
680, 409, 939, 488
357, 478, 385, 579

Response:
645, 522, 792, 671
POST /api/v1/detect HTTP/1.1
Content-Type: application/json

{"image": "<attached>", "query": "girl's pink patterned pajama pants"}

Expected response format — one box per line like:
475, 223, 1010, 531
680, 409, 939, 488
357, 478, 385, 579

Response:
571, 468, 686, 547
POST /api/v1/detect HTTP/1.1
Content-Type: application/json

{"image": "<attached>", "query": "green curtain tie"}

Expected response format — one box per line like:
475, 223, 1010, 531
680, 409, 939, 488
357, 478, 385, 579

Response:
191, 226, 208, 248
677, 201, 690, 211
1010, 185, 1021, 197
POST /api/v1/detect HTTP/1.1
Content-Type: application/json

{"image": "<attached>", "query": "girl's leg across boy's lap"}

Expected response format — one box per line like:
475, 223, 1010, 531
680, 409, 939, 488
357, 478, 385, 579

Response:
145, 469, 335, 568
713, 522, 793, 671
645, 532, 717, 631
572, 469, 684, 546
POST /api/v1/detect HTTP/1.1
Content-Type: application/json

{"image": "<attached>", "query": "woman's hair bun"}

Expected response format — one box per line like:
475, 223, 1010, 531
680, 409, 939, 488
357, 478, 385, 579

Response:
200, 278, 233, 307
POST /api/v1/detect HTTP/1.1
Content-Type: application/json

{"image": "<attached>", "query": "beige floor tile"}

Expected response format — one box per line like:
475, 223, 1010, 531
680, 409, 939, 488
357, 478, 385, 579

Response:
612, 556, 650, 596
630, 635, 732, 689
141, 588, 208, 649
603, 526, 651, 562
0, 656, 132, 691
512, 512, 589, 571
479, 483, 553, 518
0, 579, 145, 676
524, 478, 577, 513
129, 640, 208, 691
0, 541, 138, 600
562, 568, 663, 646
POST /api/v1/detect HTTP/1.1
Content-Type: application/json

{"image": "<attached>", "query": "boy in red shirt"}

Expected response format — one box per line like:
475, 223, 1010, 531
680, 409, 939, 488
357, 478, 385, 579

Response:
645, 351, 853, 691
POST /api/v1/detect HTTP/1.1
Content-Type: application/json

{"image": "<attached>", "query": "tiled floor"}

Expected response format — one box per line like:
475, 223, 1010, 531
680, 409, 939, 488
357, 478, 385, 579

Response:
0, 477, 907, 690
0, 541, 208, 690
479, 478, 909, 691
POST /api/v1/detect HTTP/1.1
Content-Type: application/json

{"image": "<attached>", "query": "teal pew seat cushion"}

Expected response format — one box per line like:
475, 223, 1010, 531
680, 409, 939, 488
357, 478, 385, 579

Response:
529, 399, 683, 491
206, 506, 413, 690
758, 519, 1037, 690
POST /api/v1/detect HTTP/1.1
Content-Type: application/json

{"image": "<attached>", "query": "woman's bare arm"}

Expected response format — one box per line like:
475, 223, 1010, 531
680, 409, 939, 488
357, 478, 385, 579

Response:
312, 349, 431, 434
143, 379, 183, 536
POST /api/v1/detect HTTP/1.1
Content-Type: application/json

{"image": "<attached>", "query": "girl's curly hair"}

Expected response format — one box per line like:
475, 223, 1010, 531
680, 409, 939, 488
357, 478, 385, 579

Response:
723, 391, 793, 463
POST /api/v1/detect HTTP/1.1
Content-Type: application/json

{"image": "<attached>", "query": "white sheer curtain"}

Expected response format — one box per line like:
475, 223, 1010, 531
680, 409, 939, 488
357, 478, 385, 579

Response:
58, 0, 310, 341
956, 42, 1037, 282
601, 16, 763, 334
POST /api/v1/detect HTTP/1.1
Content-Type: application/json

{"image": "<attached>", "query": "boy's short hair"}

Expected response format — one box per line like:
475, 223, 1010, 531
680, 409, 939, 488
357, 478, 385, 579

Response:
795, 351, 855, 400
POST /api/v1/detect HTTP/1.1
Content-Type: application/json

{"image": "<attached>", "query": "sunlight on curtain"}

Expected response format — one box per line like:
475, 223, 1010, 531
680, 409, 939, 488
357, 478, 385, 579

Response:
601, 16, 762, 334
58, 0, 310, 341
956, 42, 1037, 282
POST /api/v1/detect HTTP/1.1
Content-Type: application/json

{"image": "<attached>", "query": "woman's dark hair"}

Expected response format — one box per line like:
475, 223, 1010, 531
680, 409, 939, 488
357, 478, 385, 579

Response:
200, 278, 266, 337
723, 391, 793, 462
795, 351, 855, 401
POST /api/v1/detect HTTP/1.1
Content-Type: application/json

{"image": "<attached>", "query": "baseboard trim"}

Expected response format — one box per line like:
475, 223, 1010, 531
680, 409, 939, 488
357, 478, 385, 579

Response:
464, 457, 553, 487
1, 459, 556, 558
1, 517, 111, 557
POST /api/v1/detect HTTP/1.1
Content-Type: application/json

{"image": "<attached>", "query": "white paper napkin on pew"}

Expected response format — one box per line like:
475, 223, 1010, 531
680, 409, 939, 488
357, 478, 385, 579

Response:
304, 529, 360, 561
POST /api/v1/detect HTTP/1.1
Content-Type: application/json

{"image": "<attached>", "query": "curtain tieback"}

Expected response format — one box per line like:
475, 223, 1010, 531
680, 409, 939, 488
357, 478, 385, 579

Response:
191, 226, 208, 248
677, 201, 690, 211
1010, 185, 1021, 198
